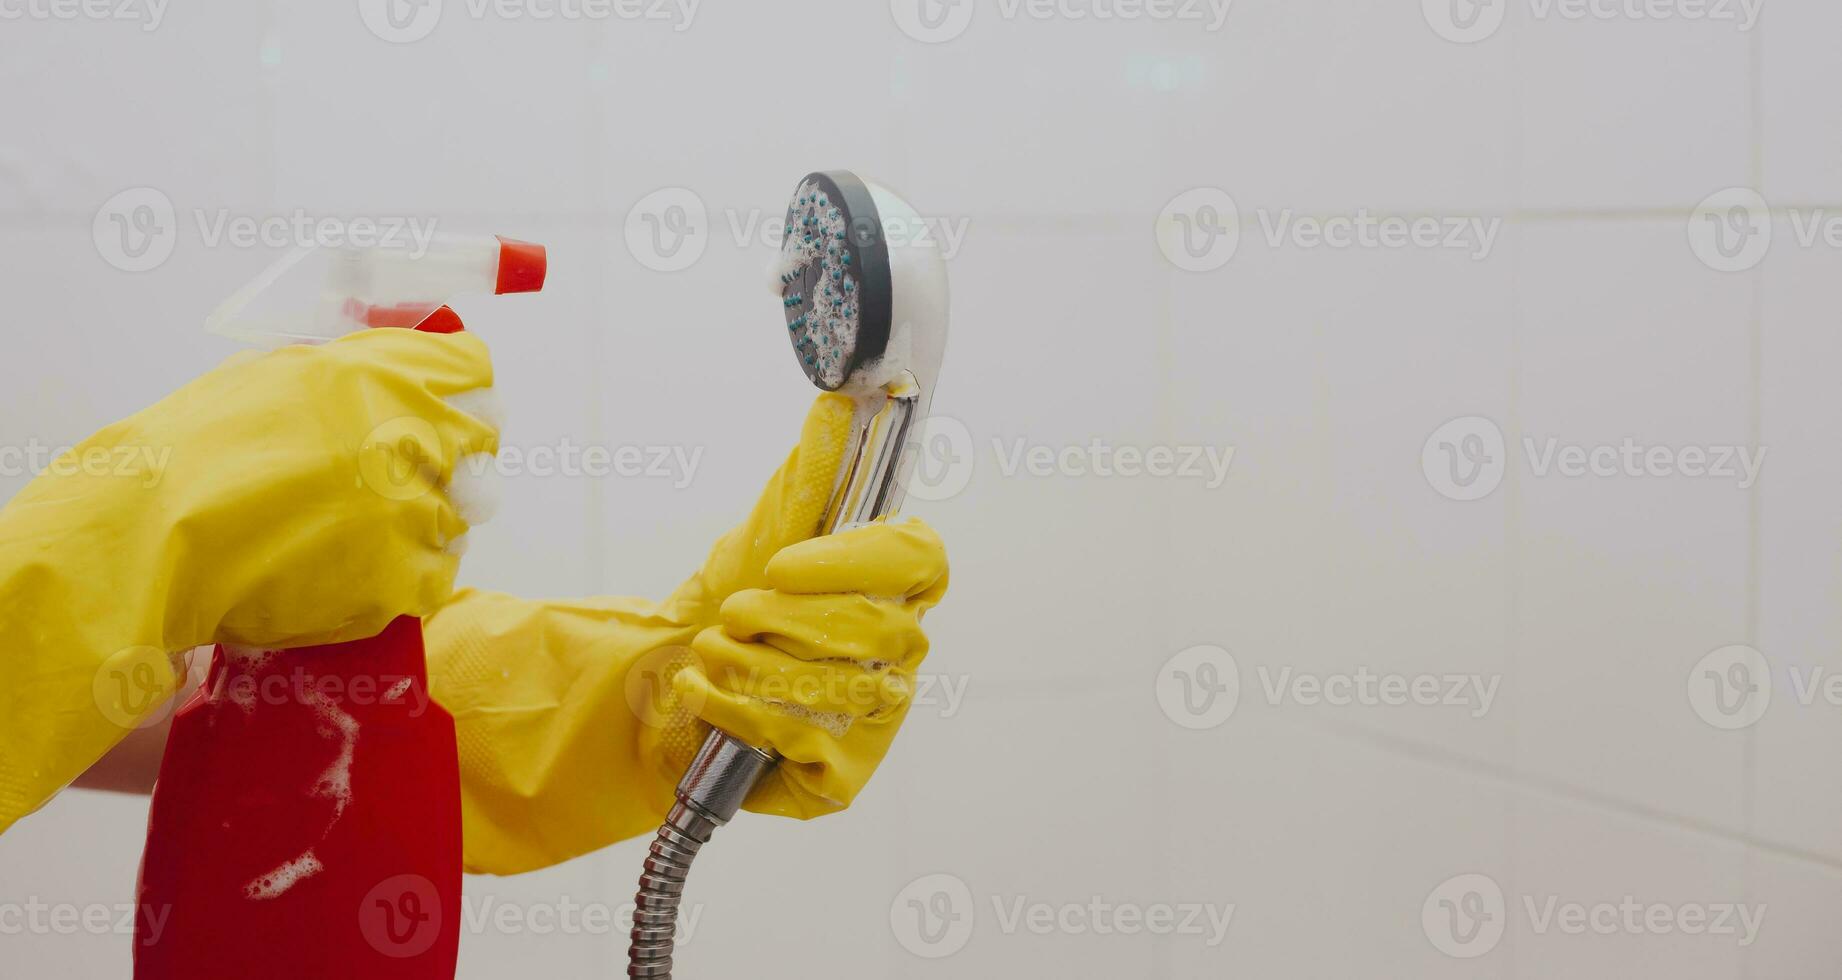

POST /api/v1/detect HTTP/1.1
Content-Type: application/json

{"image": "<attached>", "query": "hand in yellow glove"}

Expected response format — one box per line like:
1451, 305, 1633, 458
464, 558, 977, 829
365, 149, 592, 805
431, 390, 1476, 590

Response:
0, 328, 499, 835
677, 518, 948, 817
426, 393, 951, 875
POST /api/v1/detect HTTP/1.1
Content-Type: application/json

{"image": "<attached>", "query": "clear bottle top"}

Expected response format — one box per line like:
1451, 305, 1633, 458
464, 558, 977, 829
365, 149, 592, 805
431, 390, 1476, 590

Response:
207, 235, 546, 345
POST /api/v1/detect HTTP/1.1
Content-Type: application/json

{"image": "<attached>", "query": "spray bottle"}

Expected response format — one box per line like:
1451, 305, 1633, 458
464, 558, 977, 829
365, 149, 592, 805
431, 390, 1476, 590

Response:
133, 235, 546, 980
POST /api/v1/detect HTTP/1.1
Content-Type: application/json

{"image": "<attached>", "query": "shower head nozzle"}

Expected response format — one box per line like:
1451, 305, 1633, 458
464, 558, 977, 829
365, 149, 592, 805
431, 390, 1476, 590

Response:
773, 170, 949, 406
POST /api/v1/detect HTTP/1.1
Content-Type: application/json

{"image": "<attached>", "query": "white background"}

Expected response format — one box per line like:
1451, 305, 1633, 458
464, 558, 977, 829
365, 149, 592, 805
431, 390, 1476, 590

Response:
2, 0, 1839, 976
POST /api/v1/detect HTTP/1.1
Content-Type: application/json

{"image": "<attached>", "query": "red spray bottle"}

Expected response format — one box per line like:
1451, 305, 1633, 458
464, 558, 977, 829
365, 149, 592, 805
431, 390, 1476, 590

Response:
134, 235, 547, 980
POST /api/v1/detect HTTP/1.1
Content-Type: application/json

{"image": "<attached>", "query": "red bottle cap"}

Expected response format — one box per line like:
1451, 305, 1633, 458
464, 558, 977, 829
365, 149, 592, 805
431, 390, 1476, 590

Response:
494, 237, 548, 295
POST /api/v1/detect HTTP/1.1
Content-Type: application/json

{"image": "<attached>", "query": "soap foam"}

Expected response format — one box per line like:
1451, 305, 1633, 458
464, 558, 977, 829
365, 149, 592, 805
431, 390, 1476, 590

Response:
445, 386, 506, 433
245, 849, 324, 901
447, 453, 502, 527
305, 692, 360, 821
768, 700, 852, 739
236, 680, 364, 903
218, 647, 273, 714
224, 646, 276, 670
445, 387, 505, 529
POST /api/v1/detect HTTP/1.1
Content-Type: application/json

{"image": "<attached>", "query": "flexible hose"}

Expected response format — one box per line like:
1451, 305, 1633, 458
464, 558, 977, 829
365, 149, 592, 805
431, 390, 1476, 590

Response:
627, 803, 716, 978
628, 734, 776, 977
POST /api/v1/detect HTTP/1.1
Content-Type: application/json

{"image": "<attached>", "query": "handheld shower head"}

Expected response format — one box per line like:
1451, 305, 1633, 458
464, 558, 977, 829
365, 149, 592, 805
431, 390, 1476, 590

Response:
627, 171, 952, 980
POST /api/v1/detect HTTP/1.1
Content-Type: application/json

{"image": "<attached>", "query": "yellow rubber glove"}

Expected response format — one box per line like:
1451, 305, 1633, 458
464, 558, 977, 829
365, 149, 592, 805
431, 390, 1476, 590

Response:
426, 393, 951, 875
677, 517, 949, 816
0, 329, 498, 836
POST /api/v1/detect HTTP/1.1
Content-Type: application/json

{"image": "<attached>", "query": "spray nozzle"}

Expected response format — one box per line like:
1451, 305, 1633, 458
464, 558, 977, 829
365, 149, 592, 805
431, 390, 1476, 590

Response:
207, 235, 547, 345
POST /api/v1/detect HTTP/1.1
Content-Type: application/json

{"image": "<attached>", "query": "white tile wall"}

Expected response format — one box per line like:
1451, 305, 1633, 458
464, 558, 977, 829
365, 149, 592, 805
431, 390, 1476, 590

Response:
1512, 5, 1754, 211
1512, 218, 1753, 833
1760, 3, 1842, 202
1201, 0, 1521, 215
1745, 851, 1842, 978
0, 2, 1829, 978
1161, 718, 1513, 979
1752, 243, 1842, 863
0, 4, 277, 216
1511, 794, 1750, 979
269, 4, 600, 216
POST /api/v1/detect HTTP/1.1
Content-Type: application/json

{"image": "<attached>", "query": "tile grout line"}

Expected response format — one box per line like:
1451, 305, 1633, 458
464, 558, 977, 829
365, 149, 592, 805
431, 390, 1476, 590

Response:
1153, 206, 1181, 980
1740, 12, 1767, 980
1503, 9, 1527, 975
8, 205, 1842, 230
1310, 718, 1842, 876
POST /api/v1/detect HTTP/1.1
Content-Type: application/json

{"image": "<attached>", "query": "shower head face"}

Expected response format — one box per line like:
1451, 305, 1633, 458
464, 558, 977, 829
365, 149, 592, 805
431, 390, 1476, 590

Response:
774, 171, 895, 392
774, 170, 950, 410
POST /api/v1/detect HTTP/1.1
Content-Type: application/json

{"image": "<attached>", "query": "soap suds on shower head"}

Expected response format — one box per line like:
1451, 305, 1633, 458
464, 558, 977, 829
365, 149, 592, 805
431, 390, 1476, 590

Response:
778, 178, 862, 389
840, 320, 913, 395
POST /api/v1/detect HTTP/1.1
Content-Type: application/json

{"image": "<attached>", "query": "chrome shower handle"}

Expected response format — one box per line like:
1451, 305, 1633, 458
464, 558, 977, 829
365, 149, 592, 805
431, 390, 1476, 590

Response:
819, 375, 923, 535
